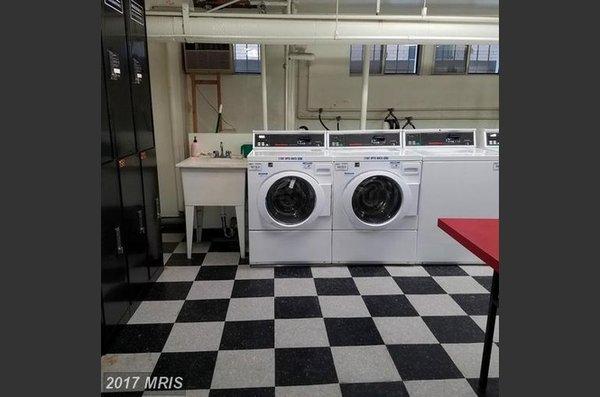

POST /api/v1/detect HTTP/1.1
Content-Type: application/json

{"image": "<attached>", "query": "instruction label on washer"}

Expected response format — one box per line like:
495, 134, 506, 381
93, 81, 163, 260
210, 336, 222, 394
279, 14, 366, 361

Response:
335, 163, 348, 171
248, 163, 262, 171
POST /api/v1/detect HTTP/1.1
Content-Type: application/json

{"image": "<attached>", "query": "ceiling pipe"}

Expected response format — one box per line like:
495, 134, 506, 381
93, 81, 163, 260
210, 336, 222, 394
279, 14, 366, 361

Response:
360, 44, 371, 130
205, 0, 243, 13
261, 44, 268, 130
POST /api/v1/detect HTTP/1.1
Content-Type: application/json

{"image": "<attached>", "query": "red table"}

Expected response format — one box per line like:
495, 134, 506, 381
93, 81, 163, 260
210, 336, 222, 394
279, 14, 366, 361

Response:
438, 218, 499, 394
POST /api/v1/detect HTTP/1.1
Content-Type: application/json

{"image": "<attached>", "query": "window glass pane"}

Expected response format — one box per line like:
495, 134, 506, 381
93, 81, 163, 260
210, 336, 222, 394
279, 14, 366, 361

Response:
433, 44, 468, 74
234, 43, 261, 74
384, 44, 418, 74
349, 44, 382, 75
468, 44, 499, 74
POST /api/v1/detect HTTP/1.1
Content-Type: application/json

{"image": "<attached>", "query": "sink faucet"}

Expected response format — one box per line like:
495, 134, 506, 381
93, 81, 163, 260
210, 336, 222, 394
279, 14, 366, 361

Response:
213, 141, 231, 158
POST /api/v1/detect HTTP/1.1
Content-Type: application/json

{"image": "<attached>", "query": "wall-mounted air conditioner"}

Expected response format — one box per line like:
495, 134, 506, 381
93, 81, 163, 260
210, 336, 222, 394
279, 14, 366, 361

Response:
183, 43, 234, 74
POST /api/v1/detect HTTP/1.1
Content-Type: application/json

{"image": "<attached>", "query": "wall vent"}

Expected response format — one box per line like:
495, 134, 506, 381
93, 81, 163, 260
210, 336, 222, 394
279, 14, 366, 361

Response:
183, 43, 233, 74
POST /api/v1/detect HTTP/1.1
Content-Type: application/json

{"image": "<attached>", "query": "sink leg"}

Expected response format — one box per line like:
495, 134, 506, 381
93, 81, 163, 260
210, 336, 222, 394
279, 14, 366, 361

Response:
185, 205, 195, 260
235, 204, 245, 259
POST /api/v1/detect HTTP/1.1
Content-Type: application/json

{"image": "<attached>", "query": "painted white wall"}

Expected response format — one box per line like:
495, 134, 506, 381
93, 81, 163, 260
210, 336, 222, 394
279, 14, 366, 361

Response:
148, 41, 498, 227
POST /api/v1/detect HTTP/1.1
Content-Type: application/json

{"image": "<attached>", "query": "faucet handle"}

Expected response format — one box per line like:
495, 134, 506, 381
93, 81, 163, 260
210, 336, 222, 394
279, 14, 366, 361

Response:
225, 150, 231, 158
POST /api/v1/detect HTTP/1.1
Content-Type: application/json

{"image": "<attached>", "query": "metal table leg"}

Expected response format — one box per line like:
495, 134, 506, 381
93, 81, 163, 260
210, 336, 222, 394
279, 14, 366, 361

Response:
479, 270, 499, 394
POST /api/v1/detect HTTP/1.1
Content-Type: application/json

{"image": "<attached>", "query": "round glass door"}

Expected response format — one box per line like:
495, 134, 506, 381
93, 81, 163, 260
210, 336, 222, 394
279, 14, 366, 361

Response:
266, 176, 316, 225
351, 175, 402, 224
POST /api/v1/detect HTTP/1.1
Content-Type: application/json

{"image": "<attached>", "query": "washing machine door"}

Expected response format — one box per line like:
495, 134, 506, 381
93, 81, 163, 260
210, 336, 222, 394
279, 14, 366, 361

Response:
258, 171, 328, 228
343, 170, 412, 229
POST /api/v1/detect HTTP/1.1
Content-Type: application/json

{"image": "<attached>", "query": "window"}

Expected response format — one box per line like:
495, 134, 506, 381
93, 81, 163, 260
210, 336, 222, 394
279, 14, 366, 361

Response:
468, 44, 499, 74
433, 44, 468, 74
233, 44, 261, 74
350, 44, 419, 75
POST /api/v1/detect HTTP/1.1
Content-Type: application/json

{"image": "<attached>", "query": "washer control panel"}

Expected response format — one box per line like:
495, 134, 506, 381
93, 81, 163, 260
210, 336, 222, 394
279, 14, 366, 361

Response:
254, 133, 325, 148
329, 132, 400, 147
486, 130, 500, 147
405, 130, 475, 146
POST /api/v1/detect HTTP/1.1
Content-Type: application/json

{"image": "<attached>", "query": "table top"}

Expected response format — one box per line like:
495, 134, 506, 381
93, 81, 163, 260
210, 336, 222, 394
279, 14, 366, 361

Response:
438, 218, 499, 272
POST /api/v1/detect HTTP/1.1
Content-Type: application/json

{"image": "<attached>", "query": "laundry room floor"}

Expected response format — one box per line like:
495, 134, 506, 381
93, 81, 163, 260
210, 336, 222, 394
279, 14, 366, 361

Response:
102, 231, 499, 397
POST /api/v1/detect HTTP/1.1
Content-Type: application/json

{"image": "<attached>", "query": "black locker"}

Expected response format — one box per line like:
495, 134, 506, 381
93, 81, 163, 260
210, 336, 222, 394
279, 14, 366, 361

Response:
101, 50, 113, 163
101, 161, 130, 327
140, 148, 163, 278
101, 0, 137, 158
117, 154, 150, 289
124, 0, 155, 151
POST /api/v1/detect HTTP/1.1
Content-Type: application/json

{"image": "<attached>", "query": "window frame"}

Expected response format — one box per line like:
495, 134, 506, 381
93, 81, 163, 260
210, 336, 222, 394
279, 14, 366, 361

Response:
349, 44, 421, 76
466, 44, 500, 75
432, 44, 500, 75
233, 43, 262, 75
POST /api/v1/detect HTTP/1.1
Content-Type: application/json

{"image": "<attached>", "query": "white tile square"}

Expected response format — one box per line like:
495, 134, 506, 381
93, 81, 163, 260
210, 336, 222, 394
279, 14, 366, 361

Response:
187, 280, 234, 300
226, 297, 274, 321
311, 266, 351, 278
157, 266, 200, 282
128, 301, 184, 324
433, 276, 489, 294
442, 343, 500, 378
406, 294, 467, 316
404, 379, 477, 397
385, 265, 429, 277
173, 241, 211, 254
276, 384, 342, 397
318, 296, 370, 318
471, 315, 500, 343
374, 317, 439, 345
211, 349, 275, 389
163, 322, 224, 352
162, 233, 185, 242
163, 253, 172, 265
202, 252, 240, 266
275, 318, 329, 348
274, 278, 317, 297
236, 265, 275, 280
353, 277, 403, 295
460, 265, 493, 277
331, 346, 401, 383
101, 353, 160, 373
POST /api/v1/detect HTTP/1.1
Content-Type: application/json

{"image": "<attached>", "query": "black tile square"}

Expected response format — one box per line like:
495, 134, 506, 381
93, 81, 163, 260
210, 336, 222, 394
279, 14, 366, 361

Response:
209, 240, 241, 252
209, 388, 275, 397
275, 347, 338, 386
451, 294, 493, 315
177, 299, 229, 322
274, 266, 312, 278
104, 324, 172, 354
232, 279, 274, 298
393, 277, 445, 295
165, 253, 206, 266
423, 265, 468, 276
362, 295, 418, 317
324, 318, 384, 346
137, 282, 192, 301
162, 242, 179, 253
387, 344, 462, 381
348, 265, 390, 277
196, 266, 238, 280
101, 392, 144, 397
340, 382, 409, 397
474, 276, 493, 292
467, 378, 499, 397
220, 320, 274, 350
314, 278, 360, 295
275, 296, 322, 319
422, 316, 485, 343
151, 351, 217, 390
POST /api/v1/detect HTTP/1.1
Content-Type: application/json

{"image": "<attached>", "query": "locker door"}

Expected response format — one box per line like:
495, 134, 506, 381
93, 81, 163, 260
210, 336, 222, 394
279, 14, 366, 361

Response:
125, 0, 155, 151
101, 161, 130, 326
117, 154, 150, 290
140, 148, 163, 278
101, 0, 136, 158
101, 50, 113, 163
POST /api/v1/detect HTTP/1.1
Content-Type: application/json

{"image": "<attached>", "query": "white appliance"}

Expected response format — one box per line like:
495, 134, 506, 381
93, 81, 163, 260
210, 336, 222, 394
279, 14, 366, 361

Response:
478, 128, 500, 153
404, 129, 499, 264
247, 131, 333, 265
329, 130, 422, 264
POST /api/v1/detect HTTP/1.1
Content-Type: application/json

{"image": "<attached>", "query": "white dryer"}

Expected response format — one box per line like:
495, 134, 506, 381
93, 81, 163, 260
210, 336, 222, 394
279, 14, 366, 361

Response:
478, 128, 500, 153
404, 129, 499, 264
247, 131, 333, 265
329, 131, 422, 264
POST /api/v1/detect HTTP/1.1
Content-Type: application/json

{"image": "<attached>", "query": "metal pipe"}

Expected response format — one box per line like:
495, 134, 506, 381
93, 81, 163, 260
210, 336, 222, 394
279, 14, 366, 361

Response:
205, 0, 243, 13
376, 0, 381, 15
261, 44, 268, 130
283, 0, 292, 130
360, 44, 370, 130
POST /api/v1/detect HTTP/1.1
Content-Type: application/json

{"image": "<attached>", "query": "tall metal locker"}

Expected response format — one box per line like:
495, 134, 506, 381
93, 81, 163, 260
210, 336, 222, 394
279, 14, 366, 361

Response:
117, 154, 150, 289
101, 52, 113, 164
124, 0, 155, 151
101, 161, 130, 327
140, 148, 162, 278
101, 0, 136, 158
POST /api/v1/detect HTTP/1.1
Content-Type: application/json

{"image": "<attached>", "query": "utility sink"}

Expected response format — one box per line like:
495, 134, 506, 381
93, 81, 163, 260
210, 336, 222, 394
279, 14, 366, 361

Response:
176, 156, 247, 169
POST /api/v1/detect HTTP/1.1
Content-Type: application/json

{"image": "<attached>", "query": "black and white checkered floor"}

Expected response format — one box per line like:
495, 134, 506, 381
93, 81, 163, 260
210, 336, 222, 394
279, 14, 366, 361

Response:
102, 232, 499, 396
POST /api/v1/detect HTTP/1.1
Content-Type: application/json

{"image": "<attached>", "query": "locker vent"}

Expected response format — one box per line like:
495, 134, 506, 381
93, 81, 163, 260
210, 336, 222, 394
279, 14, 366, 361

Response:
183, 43, 233, 74
104, 0, 123, 14
130, 0, 145, 26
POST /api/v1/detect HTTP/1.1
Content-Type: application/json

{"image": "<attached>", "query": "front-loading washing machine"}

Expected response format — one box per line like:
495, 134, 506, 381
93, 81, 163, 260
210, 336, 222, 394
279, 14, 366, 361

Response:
247, 131, 333, 265
404, 128, 499, 264
329, 130, 422, 264
478, 128, 500, 153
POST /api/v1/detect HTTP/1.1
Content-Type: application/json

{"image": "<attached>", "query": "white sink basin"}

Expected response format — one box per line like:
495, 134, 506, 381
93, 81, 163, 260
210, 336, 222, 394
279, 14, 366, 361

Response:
176, 156, 247, 169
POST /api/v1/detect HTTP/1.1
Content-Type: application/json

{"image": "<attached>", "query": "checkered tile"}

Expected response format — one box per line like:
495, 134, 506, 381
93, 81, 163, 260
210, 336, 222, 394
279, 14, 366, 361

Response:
102, 232, 500, 396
